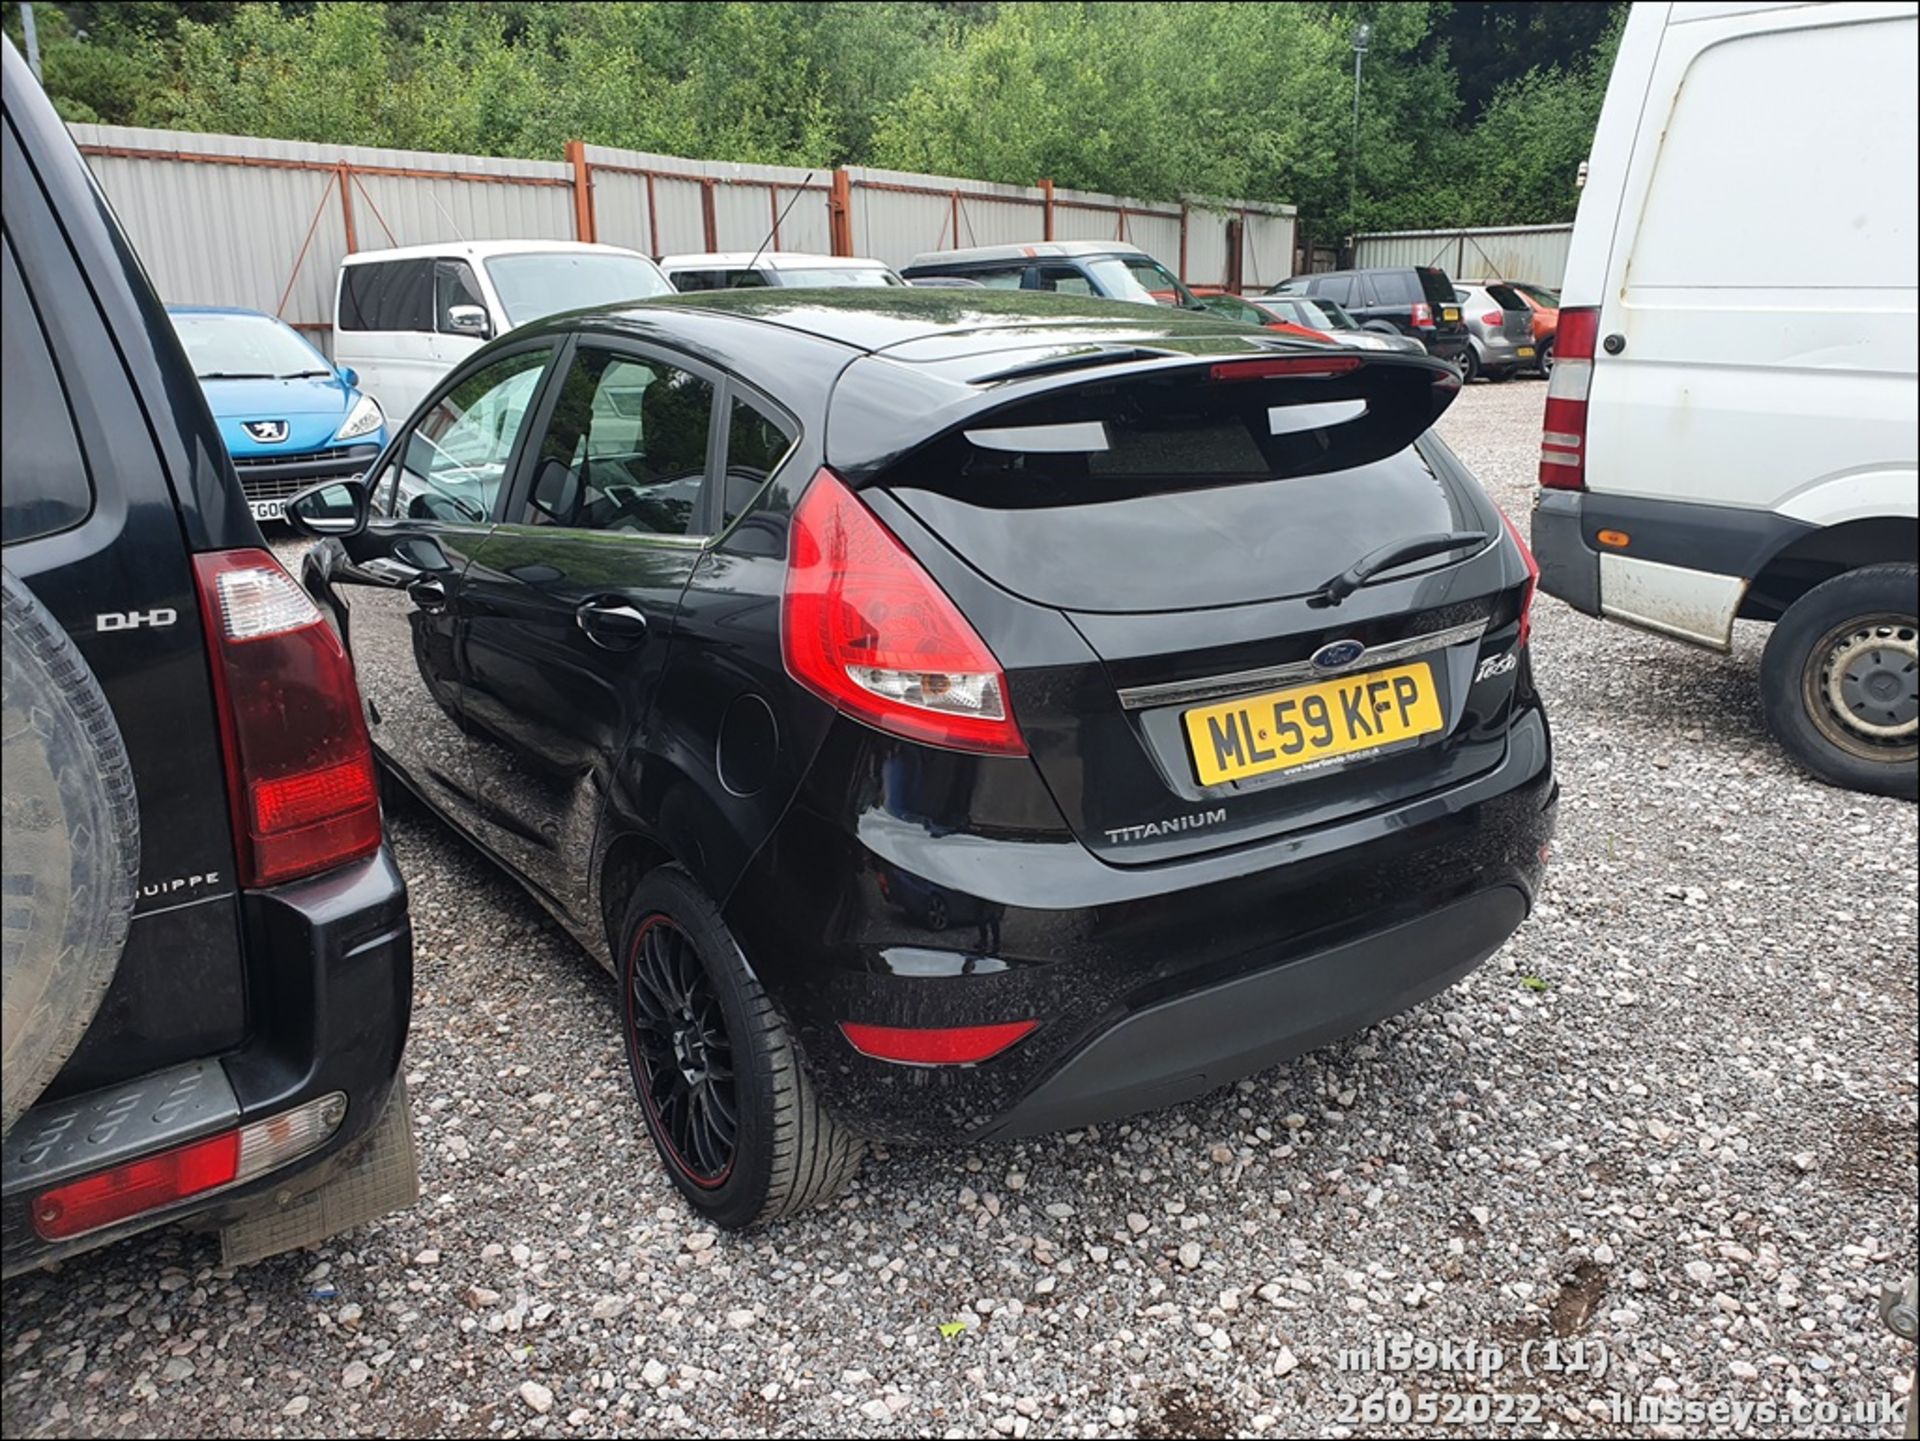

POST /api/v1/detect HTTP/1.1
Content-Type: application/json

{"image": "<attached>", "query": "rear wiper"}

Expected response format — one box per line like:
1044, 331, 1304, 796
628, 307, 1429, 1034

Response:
1311, 530, 1491, 607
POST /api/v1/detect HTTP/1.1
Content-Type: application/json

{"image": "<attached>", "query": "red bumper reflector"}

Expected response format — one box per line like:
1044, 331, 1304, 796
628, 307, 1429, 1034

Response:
33, 1130, 240, 1240
840, 1020, 1038, 1065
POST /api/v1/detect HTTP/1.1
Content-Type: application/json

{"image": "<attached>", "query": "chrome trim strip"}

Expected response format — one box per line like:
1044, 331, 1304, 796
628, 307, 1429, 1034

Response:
1115, 619, 1490, 711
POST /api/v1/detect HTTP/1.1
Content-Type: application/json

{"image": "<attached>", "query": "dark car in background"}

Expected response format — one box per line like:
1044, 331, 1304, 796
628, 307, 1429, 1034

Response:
1, 39, 415, 1277
285, 285, 1554, 1231
1271, 266, 1470, 367
1452, 281, 1537, 382
900, 240, 1201, 307
1211, 292, 1428, 356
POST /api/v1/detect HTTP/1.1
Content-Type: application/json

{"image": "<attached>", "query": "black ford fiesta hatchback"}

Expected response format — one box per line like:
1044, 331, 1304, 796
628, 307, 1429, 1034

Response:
288, 289, 1556, 1227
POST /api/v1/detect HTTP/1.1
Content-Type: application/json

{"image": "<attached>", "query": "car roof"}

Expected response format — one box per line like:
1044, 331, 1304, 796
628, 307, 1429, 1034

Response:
549, 287, 1304, 363
904, 239, 1150, 269
657, 251, 893, 271
339, 239, 649, 265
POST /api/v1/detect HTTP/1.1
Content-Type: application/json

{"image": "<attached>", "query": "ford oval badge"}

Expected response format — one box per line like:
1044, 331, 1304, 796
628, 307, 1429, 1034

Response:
1310, 639, 1366, 672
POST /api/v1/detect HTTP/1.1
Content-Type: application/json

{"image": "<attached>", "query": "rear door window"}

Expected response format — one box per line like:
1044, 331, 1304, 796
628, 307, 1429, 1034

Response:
523, 347, 715, 537
1, 236, 92, 543
1314, 275, 1355, 306
1369, 271, 1422, 306
969, 267, 1030, 289
339, 259, 435, 332
1033, 265, 1097, 296
720, 392, 797, 527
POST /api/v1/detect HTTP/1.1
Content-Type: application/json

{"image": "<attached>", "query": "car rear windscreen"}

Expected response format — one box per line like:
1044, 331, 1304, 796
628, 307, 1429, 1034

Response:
1486, 283, 1526, 311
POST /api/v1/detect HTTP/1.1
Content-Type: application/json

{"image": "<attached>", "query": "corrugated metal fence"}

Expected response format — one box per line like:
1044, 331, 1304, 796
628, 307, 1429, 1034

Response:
70, 123, 1296, 351
1351, 224, 1574, 288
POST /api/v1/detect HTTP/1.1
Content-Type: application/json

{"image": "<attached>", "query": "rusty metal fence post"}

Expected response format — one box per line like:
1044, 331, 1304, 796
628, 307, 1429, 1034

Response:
829, 169, 853, 257
565, 139, 596, 243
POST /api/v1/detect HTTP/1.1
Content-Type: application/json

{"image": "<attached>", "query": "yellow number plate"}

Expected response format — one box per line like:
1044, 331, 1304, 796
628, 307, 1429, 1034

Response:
1183, 662, 1444, 786
1517, 346, 1536, 358
1441, 306, 1461, 323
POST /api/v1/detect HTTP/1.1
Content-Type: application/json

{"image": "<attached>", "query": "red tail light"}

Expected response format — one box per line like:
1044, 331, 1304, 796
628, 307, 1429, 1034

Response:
784, 469, 1026, 756
1539, 306, 1599, 490
840, 1020, 1037, 1065
1481, 310, 1504, 328
1496, 504, 1541, 648
1410, 302, 1434, 329
192, 549, 381, 886
1210, 354, 1363, 381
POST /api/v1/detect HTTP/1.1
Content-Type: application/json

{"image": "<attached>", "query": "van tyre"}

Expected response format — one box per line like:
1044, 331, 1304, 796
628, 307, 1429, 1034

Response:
618, 867, 864, 1227
1760, 564, 1918, 799
2, 570, 140, 1138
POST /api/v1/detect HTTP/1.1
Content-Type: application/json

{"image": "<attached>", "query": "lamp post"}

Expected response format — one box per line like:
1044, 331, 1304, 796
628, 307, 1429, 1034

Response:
1349, 21, 1371, 247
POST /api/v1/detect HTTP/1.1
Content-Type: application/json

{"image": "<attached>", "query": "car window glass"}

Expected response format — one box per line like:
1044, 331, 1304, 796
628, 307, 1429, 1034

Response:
1032, 265, 1096, 296
1316, 275, 1353, 306
0, 238, 93, 544
1370, 271, 1421, 305
338, 259, 434, 332
721, 393, 796, 527
434, 260, 486, 332
1486, 283, 1525, 311
383, 349, 550, 523
525, 349, 714, 537
970, 267, 1028, 290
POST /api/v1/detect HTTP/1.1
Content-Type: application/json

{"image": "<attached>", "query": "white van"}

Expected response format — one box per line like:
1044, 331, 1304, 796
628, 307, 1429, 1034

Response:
332, 240, 673, 423
1533, 0, 1918, 798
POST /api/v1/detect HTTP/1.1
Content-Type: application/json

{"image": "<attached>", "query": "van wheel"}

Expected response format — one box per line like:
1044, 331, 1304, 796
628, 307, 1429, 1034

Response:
617, 867, 865, 1227
2, 570, 141, 1138
1760, 565, 1918, 798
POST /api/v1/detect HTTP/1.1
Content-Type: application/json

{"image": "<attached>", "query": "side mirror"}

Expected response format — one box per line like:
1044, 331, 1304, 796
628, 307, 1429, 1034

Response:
445, 304, 492, 339
338, 365, 359, 388
286, 476, 370, 538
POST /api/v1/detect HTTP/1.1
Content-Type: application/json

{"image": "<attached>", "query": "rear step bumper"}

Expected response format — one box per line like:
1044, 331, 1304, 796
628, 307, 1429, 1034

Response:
2, 847, 413, 1276
985, 885, 1526, 1139
729, 705, 1554, 1144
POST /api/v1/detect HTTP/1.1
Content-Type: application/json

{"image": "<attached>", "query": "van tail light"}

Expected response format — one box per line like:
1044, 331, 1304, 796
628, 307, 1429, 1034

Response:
192, 550, 381, 887
32, 1092, 347, 1241
1410, 302, 1435, 329
1495, 503, 1541, 648
840, 1020, 1037, 1066
784, 469, 1026, 756
1539, 306, 1599, 490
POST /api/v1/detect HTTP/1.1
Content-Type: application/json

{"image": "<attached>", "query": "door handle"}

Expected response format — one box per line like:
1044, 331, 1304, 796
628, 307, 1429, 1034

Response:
575, 596, 649, 649
408, 576, 449, 612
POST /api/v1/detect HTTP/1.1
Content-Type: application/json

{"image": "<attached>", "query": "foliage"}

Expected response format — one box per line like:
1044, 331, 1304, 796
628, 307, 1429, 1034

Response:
2, 0, 1623, 232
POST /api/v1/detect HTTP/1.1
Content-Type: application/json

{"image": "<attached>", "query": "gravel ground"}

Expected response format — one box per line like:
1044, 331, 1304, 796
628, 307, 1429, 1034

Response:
4, 380, 1914, 1439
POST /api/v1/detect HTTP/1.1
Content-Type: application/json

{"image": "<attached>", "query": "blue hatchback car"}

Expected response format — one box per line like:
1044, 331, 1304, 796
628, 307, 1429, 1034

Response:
169, 306, 387, 522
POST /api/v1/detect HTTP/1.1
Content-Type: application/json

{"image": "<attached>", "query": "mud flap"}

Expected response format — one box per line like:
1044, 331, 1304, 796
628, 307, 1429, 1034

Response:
220, 1078, 419, 1268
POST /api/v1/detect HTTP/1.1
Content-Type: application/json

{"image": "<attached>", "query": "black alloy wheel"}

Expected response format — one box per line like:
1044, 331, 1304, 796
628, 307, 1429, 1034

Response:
625, 914, 737, 1186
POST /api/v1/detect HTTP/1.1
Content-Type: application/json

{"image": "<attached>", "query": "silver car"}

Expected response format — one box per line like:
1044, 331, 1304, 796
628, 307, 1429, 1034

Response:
1453, 282, 1536, 382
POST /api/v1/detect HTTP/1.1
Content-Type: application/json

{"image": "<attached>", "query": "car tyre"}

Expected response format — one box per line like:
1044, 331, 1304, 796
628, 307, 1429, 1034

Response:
1537, 338, 1555, 378
618, 866, 865, 1227
1459, 346, 1481, 383
1760, 564, 1918, 798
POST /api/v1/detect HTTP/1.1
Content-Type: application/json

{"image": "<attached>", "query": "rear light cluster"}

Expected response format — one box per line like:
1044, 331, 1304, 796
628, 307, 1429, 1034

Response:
783, 469, 1026, 756
32, 1092, 347, 1241
1539, 306, 1600, 489
1410, 302, 1434, 329
192, 549, 382, 886
1210, 355, 1362, 381
1480, 310, 1505, 328
1496, 504, 1541, 648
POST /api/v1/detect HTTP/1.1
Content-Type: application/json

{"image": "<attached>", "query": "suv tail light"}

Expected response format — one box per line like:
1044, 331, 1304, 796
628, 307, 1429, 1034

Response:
1539, 306, 1600, 489
192, 549, 381, 887
784, 469, 1026, 756
1410, 301, 1434, 329
1495, 504, 1541, 648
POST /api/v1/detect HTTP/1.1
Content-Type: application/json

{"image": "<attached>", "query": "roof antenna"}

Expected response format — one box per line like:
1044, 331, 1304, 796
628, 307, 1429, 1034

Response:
744, 172, 815, 280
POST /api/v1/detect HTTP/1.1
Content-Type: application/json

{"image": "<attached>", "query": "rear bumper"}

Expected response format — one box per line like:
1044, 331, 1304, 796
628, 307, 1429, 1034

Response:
1, 847, 412, 1276
728, 706, 1555, 1144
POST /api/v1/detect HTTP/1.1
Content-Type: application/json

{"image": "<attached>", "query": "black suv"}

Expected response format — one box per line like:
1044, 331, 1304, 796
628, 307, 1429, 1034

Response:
1271, 266, 1470, 366
286, 283, 1554, 1230
1, 40, 415, 1276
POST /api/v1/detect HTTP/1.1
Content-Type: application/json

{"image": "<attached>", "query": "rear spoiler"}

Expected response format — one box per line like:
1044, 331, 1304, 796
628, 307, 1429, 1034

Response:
826, 343, 1463, 483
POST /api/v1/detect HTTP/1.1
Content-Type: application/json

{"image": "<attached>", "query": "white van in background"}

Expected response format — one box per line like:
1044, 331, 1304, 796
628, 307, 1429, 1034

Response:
332, 240, 673, 423
1533, 0, 1918, 798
